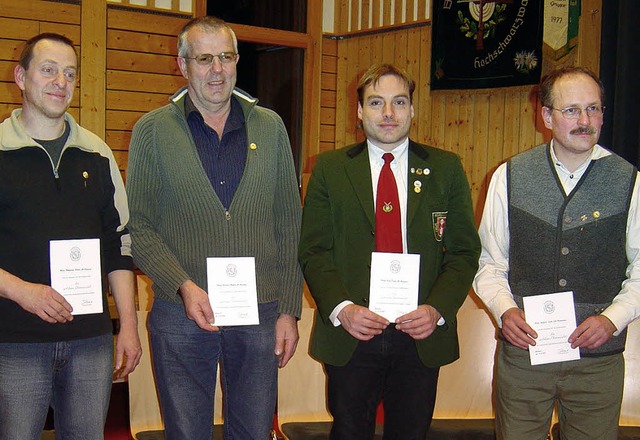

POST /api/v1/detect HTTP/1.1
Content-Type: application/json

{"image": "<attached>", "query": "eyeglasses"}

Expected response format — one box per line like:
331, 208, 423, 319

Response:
548, 104, 605, 120
182, 52, 238, 66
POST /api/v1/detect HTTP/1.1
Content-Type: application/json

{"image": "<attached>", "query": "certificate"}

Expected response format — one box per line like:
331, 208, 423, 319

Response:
50, 238, 103, 315
206, 257, 259, 326
523, 291, 580, 365
369, 252, 420, 322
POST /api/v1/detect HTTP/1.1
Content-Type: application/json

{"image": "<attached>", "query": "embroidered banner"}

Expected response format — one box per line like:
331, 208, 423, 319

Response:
431, 0, 544, 90
543, 0, 580, 62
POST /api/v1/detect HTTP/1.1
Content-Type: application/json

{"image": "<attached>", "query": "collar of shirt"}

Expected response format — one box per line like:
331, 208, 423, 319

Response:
550, 141, 610, 194
185, 93, 245, 139
367, 138, 409, 252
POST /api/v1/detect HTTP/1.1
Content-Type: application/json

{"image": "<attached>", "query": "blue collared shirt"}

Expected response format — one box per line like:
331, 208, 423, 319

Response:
186, 94, 247, 210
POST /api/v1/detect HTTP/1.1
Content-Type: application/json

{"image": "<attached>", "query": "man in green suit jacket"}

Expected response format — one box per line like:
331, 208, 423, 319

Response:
299, 64, 481, 439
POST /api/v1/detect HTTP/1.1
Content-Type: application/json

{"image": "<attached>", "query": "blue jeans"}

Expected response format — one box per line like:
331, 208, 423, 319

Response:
0, 333, 113, 440
325, 325, 440, 440
149, 298, 279, 440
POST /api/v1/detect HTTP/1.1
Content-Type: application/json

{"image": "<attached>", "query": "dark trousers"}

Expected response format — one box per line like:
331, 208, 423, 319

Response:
325, 325, 439, 440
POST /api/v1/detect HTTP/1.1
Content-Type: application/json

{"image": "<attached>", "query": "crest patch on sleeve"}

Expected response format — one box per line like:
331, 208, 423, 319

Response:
432, 211, 448, 242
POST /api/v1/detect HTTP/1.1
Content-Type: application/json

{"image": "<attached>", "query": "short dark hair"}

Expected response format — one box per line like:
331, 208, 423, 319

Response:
19, 33, 76, 70
177, 16, 238, 58
357, 64, 416, 105
538, 66, 605, 108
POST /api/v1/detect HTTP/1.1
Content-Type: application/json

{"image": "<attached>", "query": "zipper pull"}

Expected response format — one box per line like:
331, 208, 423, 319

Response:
54, 168, 61, 191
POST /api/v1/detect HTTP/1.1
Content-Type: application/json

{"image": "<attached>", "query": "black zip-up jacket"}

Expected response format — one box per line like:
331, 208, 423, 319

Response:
0, 110, 133, 342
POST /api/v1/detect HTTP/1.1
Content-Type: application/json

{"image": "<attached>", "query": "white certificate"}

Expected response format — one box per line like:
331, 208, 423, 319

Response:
523, 291, 580, 365
206, 257, 259, 326
369, 252, 420, 322
50, 238, 103, 315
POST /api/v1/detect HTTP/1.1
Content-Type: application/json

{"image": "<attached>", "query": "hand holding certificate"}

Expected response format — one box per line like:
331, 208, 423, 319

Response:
523, 291, 580, 365
369, 252, 420, 322
207, 257, 259, 326
49, 238, 103, 315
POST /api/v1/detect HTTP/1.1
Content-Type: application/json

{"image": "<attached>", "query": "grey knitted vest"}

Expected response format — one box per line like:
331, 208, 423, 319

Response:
508, 144, 636, 356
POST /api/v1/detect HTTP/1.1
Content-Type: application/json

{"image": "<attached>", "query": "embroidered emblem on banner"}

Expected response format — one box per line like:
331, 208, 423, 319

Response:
431, 0, 543, 89
432, 212, 448, 242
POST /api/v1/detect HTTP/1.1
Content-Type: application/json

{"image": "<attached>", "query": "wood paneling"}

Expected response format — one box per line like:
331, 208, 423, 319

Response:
107, 8, 185, 36
0, 1, 80, 25
108, 29, 178, 56
0, 39, 23, 61
0, 60, 15, 82
107, 90, 170, 112
107, 70, 184, 94
106, 109, 145, 131
102, 6, 193, 163
107, 49, 180, 76
80, 0, 107, 138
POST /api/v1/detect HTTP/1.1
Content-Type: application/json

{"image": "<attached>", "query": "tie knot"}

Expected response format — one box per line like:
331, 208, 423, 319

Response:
382, 153, 394, 165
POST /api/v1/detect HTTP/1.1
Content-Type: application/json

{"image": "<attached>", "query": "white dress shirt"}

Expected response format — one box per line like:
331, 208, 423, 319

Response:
473, 142, 640, 334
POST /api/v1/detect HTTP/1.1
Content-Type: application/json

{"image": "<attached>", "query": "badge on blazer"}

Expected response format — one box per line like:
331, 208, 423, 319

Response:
432, 211, 448, 242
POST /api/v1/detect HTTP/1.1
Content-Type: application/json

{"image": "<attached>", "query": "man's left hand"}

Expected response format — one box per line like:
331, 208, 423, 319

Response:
395, 305, 442, 340
114, 324, 142, 379
569, 315, 617, 350
275, 314, 299, 368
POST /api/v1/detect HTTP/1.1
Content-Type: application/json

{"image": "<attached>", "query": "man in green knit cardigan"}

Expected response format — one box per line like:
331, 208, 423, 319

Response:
126, 16, 303, 440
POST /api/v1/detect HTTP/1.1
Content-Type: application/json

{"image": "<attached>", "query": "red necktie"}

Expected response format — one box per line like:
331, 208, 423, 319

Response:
375, 153, 402, 253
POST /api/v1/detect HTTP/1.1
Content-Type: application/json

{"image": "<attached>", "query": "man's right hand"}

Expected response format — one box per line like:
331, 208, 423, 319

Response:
178, 280, 219, 331
337, 304, 389, 341
14, 283, 74, 324
501, 307, 538, 350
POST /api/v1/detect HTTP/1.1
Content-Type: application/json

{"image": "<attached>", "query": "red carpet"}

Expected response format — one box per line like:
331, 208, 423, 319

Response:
105, 382, 132, 440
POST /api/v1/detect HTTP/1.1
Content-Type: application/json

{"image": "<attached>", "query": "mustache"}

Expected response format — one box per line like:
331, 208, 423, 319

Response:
570, 127, 596, 135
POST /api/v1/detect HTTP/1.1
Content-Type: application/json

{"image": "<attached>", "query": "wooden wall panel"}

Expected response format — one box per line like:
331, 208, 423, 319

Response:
0, 1, 80, 25
0, 60, 15, 82
0, 39, 23, 61
108, 8, 185, 36
104, 7, 189, 165
108, 29, 178, 56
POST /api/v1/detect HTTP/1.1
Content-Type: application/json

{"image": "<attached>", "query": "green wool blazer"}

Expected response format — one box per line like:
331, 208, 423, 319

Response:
299, 140, 481, 367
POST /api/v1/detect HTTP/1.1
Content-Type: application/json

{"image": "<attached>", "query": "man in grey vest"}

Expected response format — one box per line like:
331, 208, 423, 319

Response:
474, 67, 640, 439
